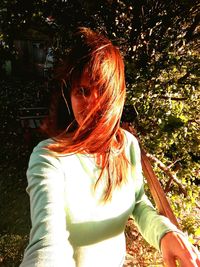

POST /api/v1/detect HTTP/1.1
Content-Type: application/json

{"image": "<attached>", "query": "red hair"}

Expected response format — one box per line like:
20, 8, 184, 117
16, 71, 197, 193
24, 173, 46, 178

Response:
43, 27, 128, 201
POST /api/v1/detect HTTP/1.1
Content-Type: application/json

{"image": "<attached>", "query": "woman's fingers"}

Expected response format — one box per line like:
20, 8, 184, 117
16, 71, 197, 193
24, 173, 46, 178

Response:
192, 245, 200, 266
176, 247, 200, 267
179, 246, 200, 266
161, 232, 200, 267
164, 257, 199, 267
163, 257, 177, 267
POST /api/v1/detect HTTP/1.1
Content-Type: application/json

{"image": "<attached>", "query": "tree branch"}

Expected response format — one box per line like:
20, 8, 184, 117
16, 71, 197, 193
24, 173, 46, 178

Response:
146, 153, 187, 196
159, 96, 187, 101
185, 13, 200, 41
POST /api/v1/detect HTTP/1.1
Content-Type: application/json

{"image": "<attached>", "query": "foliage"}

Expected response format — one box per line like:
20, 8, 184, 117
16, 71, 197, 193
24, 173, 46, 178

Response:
0, 78, 49, 266
0, 234, 28, 267
124, 219, 164, 266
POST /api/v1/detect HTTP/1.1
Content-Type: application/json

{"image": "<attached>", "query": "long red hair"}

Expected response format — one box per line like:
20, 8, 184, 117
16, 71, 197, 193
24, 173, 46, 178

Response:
43, 27, 128, 201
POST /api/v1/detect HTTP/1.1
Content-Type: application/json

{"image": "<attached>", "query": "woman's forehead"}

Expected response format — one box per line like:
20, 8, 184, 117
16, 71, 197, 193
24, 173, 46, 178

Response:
73, 69, 91, 86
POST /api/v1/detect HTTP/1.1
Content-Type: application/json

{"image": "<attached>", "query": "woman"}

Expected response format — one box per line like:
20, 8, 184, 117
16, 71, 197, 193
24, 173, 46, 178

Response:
20, 28, 200, 267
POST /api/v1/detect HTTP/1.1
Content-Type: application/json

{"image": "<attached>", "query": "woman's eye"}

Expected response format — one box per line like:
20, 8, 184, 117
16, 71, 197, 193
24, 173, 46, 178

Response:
77, 87, 90, 97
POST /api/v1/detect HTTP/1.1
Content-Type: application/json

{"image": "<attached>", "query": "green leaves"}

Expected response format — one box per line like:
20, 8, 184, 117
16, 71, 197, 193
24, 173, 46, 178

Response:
159, 115, 186, 132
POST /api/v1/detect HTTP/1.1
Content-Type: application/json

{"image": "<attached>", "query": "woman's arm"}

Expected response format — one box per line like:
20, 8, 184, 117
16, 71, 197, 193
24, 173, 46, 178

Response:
20, 141, 75, 267
128, 133, 200, 265
126, 131, 179, 249
132, 184, 181, 250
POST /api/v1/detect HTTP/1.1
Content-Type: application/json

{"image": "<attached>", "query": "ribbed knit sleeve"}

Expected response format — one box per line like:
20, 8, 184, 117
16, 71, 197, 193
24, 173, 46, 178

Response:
20, 140, 76, 267
132, 186, 180, 250
125, 131, 181, 251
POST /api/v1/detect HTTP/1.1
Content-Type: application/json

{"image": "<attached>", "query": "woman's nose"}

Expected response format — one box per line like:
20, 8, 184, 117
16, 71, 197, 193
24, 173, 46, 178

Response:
92, 91, 98, 101
87, 91, 98, 105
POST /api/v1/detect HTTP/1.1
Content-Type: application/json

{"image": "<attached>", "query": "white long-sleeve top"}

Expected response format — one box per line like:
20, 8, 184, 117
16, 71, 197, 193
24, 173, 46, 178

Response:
20, 130, 180, 267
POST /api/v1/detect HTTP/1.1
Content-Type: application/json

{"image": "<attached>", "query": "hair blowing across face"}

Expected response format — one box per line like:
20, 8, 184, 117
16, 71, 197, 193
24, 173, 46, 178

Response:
44, 27, 129, 201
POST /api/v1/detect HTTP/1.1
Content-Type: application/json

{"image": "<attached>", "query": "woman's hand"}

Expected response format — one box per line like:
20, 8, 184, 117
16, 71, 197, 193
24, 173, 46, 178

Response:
160, 231, 200, 266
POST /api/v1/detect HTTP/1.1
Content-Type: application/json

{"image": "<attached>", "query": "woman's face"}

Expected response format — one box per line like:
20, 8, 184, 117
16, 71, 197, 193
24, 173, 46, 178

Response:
71, 73, 98, 126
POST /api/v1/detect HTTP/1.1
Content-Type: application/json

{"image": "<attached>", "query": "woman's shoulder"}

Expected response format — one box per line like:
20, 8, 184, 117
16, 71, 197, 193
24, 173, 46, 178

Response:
121, 128, 141, 162
27, 138, 65, 174
121, 128, 139, 147
35, 137, 56, 147
29, 138, 59, 163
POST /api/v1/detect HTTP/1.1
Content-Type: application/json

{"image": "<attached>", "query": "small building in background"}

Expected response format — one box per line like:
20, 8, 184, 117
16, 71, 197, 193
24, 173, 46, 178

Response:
13, 28, 52, 78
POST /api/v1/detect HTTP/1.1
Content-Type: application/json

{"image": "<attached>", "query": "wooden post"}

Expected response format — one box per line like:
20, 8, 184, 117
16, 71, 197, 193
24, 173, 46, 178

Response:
141, 148, 180, 228
122, 123, 180, 228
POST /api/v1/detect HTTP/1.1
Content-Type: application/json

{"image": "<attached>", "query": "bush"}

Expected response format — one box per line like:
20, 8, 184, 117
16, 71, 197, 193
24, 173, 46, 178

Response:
0, 234, 28, 267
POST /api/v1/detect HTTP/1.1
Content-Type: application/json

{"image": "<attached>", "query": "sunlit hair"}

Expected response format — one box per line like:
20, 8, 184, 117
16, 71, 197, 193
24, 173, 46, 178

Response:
43, 27, 128, 201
